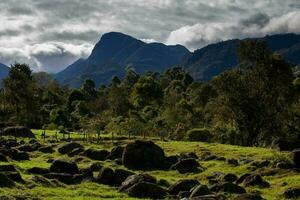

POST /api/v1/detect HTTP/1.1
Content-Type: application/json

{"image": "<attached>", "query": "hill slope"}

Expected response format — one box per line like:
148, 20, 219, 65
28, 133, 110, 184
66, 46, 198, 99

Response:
179, 33, 300, 81
55, 32, 190, 87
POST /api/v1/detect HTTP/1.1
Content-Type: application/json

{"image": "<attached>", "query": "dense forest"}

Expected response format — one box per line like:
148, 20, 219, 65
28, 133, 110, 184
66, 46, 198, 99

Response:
1, 41, 300, 147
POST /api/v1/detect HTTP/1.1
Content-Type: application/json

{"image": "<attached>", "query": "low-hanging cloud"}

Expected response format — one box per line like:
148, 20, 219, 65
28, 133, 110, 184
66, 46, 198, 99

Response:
0, 0, 299, 72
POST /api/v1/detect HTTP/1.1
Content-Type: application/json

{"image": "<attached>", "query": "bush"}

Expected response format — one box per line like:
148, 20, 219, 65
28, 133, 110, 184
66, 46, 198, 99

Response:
1, 126, 36, 138
186, 128, 211, 142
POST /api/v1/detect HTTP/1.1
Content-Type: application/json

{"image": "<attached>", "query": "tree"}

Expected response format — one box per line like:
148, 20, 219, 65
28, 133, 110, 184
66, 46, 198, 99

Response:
81, 79, 97, 100
131, 75, 163, 108
3, 63, 37, 126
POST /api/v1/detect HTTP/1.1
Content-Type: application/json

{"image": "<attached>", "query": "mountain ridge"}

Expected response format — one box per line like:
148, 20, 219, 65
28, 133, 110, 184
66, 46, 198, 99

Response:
55, 32, 190, 87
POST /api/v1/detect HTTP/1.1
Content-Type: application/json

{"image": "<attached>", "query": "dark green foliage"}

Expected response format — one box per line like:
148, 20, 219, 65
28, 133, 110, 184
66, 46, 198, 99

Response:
187, 128, 211, 142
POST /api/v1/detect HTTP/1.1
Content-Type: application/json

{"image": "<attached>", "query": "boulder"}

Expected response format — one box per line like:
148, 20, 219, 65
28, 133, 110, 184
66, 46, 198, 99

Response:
27, 167, 49, 175
122, 140, 166, 170
236, 173, 251, 184
283, 187, 300, 199
114, 169, 135, 186
30, 175, 53, 186
126, 181, 167, 199
233, 193, 265, 200
58, 142, 83, 154
271, 138, 300, 151
189, 194, 227, 200
8, 150, 29, 161
227, 158, 239, 166
210, 182, 246, 194
2, 171, 24, 183
44, 173, 75, 185
0, 173, 15, 188
39, 146, 55, 154
243, 174, 270, 188
170, 158, 201, 173
168, 179, 199, 195
1, 126, 35, 138
0, 165, 17, 172
84, 149, 109, 161
108, 146, 124, 159
67, 148, 84, 157
291, 149, 300, 168
17, 144, 35, 152
0, 153, 8, 162
119, 173, 156, 192
190, 185, 211, 197
96, 167, 115, 185
89, 162, 103, 172
50, 159, 79, 175
222, 173, 238, 182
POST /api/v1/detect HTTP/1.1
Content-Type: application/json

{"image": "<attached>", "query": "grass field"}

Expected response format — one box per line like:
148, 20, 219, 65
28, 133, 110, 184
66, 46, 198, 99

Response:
0, 130, 299, 200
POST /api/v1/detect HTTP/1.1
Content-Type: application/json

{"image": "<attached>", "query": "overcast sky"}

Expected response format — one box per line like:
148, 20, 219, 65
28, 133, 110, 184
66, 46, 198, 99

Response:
0, 0, 299, 73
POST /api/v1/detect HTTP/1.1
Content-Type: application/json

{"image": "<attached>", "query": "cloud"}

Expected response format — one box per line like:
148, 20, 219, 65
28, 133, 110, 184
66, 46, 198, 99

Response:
0, 0, 299, 71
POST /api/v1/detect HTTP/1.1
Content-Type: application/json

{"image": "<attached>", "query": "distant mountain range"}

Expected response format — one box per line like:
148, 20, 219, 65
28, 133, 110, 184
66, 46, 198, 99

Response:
178, 33, 300, 81
1, 33, 300, 87
0, 63, 9, 84
54, 32, 190, 87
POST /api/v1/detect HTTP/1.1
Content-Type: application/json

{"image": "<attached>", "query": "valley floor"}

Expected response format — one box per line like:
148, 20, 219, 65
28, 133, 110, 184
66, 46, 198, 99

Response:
0, 130, 299, 200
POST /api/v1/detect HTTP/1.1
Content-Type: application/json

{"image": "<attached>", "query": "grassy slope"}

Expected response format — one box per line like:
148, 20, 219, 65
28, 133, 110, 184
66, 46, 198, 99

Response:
0, 130, 299, 200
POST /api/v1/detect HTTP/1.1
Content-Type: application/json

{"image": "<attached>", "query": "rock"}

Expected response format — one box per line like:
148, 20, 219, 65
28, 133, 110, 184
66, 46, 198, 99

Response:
126, 181, 167, 199
168, 179, 199, 195
39, 146, 54, 154
8, 151, 29, 161
180, 152, 199, 160
236, 173, 251, 184
17, 144, 35, 152
84, 149, 109, 161
30, 175, 53, 186
0, 165, 17, 172
0, 153, 8, 162
291, 149, 300, 168
89, 162, 103, 171
58, 142, 83, 155
216, 156, 226, 161
108, 146, 124, 159
233, 193, 265, 200
283, 187, 300, 199
271, 138, 300, 151
50, 159, 79, 175
170, 158, 201, 173
178, 191, 190, 198
1, 126, 35, 138
210, 182, 246, 194
203, 154, 218, 161
122, 140, 166, 170
67, 148, 84, 157
115, 158, 122, 165
276, 161, 294, 169
190, 185, 211, 197
251, 160, 270, 168
27, 167, 49, 175
158, 179, 170, 187
43, 173, 75, 185
222, 173, 238, 182
243, 174, 270, 188
0, 173, 15, 188
189, 194, 227, 200
96, 167, 115, 185
119, 173, 156, 192
227, 158, 239, 166
3, 171, 24, 183
114, 169, 135, 186
164, 155, 179, 168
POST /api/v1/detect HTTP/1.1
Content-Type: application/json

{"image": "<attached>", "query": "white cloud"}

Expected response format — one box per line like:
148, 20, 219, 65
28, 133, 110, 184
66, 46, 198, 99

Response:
0, 0, 299, 71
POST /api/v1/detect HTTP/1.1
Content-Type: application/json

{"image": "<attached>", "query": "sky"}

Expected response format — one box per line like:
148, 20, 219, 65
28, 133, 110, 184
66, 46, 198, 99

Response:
0, 0, 299, 73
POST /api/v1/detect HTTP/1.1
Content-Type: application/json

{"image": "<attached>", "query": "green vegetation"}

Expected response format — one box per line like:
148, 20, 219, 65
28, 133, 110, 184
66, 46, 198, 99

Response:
0, 41, 299, 147
0, 132, 299, 199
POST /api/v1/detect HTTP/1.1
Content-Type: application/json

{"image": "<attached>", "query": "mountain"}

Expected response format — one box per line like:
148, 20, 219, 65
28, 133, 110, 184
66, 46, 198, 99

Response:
178, 33, 300, 81
0, 63, 9, 84
55, 32, 190, 87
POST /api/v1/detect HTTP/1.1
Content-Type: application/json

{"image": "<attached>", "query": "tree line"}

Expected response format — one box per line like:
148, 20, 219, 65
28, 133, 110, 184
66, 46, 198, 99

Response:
0, 41, 299, 146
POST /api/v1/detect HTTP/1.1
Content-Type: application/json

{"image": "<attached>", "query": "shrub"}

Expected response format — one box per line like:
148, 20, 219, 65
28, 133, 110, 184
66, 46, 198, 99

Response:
1, 126, 35, 138
186, 128, 211, 142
